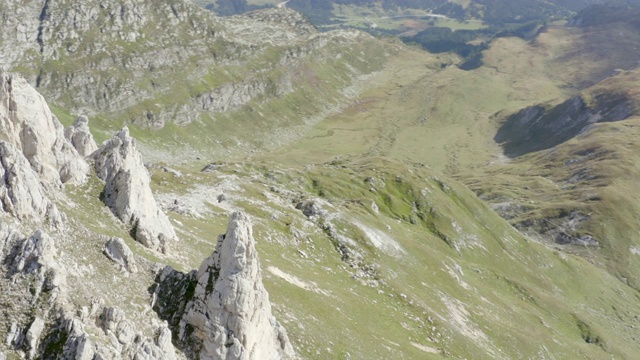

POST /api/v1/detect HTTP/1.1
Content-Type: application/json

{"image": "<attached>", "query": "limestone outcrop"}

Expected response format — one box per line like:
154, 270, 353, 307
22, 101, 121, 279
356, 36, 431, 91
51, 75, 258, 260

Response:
0, 142, 63, 227
0, 72, 87, 186
0, 71, 87, 227
103, 237, 138, 273
65, 115, 98, 157
98, 307, 177, 360
180, 212, 294, 360
0, 221, 22, 259
8, 229, 66, 306
93, 127, 176, 252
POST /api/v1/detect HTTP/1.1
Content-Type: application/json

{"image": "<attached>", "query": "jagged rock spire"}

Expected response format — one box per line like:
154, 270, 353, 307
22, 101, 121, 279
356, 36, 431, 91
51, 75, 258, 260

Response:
93, 127, 176, 252
181, 211, 294, 360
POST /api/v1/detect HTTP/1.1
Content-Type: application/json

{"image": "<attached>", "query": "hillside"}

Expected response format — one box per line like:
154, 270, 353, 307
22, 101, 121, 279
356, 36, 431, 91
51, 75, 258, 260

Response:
0, 0, 393, 159
2, 0, 640, 359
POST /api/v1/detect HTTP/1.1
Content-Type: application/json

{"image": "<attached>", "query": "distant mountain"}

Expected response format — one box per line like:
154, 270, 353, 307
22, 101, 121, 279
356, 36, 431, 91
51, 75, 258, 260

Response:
197, 0, 610, 25
569, 1, 640, 27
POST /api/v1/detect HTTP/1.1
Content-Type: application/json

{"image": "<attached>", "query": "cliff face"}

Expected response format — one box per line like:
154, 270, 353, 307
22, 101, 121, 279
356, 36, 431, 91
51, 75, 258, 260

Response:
495, 92, 635, 157
0, 72, 91, 228
0, 73, 87, 187
0, 72, 180, 360
0, 75, 293, 359
182, 212, 294, 360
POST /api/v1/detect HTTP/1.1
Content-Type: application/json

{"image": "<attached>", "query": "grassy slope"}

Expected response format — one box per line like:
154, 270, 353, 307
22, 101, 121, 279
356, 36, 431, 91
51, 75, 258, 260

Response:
113, 157, 640, 359
264, 33, 568, 173
14, 4, 640, 360
50, 33, 393, 164
457, 40, 640, 289
194, 0, 486, 33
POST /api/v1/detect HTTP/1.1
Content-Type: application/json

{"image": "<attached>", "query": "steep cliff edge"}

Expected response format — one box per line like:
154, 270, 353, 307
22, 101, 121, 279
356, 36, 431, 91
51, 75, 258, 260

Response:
0, 72, 92, 227
0, 76, 180, 358
495, 91, 635, 157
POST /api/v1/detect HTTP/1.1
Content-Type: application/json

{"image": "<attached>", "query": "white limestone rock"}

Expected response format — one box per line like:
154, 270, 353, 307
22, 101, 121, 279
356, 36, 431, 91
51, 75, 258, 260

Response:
0, 216, 26, 259
11, 229, 65, 303
99, 307, 177, 360
5, 321, 23, 348
0, 142, 62, 226
104, 237, 138, 273
92, 127, 176, 252
61, 316, 95, 360
13, 230, 56, 275
156, 326, 176, 358
25, 317, 45, 360
100, 307, 126, 334
0, 72, 87, 186
65, 115, 98, 157
182, 212, 294, 360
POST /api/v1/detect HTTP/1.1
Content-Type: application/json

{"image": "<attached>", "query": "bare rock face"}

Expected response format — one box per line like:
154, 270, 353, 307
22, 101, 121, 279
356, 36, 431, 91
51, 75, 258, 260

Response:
0, 221, 22, 259
98, 307, 177, 360
92, 127, 176, 252
0, 72, 87, 186
181, 212, 294, 360
0, 142, 57, 224
65, 115, 98, 157
13, 230, 56, 275
9, 229, 66, 305
25, 317, 45, 360
103, 237, 138, 273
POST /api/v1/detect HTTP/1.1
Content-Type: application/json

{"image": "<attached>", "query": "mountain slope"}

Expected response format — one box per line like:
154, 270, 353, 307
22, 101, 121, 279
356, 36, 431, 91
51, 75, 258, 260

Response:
462, 67, 640, 290
2, 0, 640, 359
0, 0, 394, 159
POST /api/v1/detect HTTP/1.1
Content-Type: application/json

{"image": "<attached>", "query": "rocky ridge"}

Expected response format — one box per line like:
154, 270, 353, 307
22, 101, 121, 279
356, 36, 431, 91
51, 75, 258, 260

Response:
0, 72, 87, 187
0, 72, 292, 359
0, 142, 62, 226
0, 75, 180, 359
0, 72, 91, 228
495, 92, 635, 157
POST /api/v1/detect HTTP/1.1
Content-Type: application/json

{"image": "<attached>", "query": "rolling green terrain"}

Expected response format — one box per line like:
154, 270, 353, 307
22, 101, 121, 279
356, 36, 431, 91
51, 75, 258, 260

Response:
3, 0, 640, 359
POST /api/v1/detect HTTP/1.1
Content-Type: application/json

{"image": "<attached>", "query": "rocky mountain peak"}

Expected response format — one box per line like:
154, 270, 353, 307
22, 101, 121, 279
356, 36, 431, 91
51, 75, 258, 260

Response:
173, 211, 294, 359
93, 127, 176, 252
